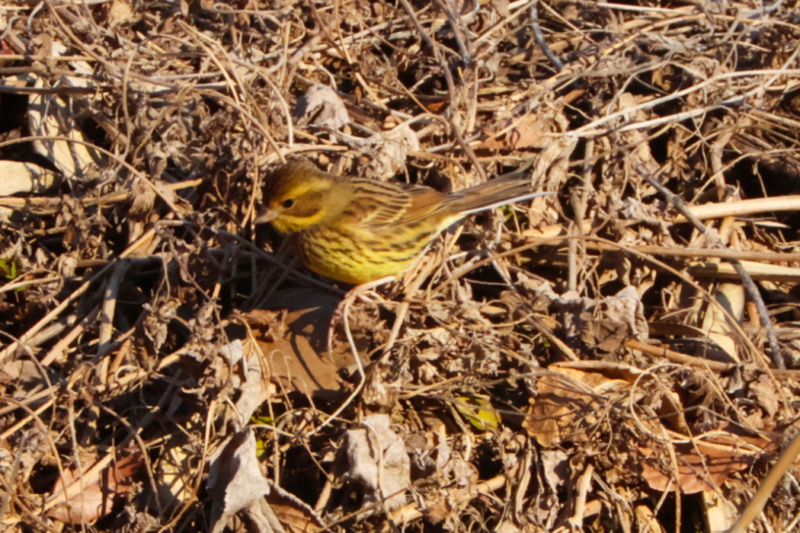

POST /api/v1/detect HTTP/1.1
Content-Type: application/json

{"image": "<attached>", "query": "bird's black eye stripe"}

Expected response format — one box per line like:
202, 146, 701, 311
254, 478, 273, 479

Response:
282, 198, 295, 209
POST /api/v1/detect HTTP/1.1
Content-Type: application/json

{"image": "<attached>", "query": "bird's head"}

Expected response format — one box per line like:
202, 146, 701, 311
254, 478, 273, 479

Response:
256, 160, 341, 234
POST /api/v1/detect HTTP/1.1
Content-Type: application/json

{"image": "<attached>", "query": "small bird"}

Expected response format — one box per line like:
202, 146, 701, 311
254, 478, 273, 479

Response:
255, 159, 549, 286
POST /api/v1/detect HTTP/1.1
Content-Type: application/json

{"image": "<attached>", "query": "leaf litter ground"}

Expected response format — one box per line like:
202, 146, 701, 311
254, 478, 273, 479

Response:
2, 1, 800, 532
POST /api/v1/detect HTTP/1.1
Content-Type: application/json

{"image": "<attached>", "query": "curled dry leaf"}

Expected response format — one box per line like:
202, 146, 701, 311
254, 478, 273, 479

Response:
611, 93, 660, 184
529, 133, 577, 191
265, 483, 324, 533
541, 449, 569, 493
27, 44, 104, 180
337, 414, 410, 512
293, 85, 350, 131
697, 280, 745, 363
217, 340, 268, 425
749, 374, 780, 419
107, 0, 135, 27
207, 429, 324, 533
358, 123, 420, 180
481, 112, 559, 151
581, 286, 649, 353
207, 429, 271, 533
0, 160, 57, 197
548, 285, 648, 355
128, 178, 157, 220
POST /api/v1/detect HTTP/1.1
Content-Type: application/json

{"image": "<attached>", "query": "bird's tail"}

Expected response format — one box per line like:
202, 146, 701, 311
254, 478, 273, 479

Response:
445, 177, 551, 218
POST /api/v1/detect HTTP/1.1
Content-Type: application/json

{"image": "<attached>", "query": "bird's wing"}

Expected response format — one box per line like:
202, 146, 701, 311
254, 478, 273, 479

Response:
345, 176, 546, 233
345, 178, 415, 227
391, 177, 548, 227
390, 184, 450, 226
346, 179, 450, 229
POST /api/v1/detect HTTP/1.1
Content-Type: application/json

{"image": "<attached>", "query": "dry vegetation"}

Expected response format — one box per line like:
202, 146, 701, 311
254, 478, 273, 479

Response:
2, 0, 800, 532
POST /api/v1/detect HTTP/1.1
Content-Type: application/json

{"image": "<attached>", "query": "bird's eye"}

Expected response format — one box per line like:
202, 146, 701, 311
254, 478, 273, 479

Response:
282, 198, 295, 209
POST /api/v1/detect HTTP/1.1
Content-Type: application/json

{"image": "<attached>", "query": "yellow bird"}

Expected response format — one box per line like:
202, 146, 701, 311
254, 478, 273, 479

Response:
256, 160, 548, 286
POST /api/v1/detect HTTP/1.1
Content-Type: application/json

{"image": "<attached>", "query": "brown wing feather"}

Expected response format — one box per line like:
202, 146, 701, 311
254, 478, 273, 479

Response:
390, 185, 449, 225
345, 178, 415, 227
345, 176, 541, 230
391, 177, 540, 227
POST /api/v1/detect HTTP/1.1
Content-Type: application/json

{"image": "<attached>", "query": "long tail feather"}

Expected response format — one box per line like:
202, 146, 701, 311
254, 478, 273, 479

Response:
445, 177, 552, 217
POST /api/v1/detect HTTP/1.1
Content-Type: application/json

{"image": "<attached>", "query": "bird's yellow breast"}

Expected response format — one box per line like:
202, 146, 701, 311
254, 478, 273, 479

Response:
290, 221, 439, 285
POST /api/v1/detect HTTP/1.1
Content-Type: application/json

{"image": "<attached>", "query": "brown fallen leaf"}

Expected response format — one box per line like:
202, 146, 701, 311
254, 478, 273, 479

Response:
265, 482, 324, 533
481, 113, 551, 150
335, 414, 410, 512
47, 452, 142, 525
357, 123, 421, 181
209, 429, 264, 532
523, 367, 632, 447
639, 430, 774, 494
247, 288, 356, 400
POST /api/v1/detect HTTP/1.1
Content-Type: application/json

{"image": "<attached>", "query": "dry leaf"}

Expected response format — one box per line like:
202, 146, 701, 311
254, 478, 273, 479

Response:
748, 374, 780, 419
523, 367, 632, 447
265, 483, 324, 533
582, 286, 649, 353
207, 430, 272, 533
156, 443, 194, 512
218, 340, 268, 425
481, 114, 551, 150
47, 453, 142, 525
294, 85, 350, 130
639, 431, 773, 494
358, 123, 420, 180
0, 161, 57, 196
337, 414, 410, 512
107, 0, 134, 27
454, 395, 501, 431
248, 288, 356, 400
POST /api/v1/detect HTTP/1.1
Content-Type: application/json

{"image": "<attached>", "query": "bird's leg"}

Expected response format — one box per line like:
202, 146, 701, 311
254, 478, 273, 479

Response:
327, 276, 396, 359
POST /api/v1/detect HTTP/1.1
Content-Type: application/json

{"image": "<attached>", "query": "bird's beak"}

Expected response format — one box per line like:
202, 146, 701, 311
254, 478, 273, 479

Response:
254, 207, 278, 225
